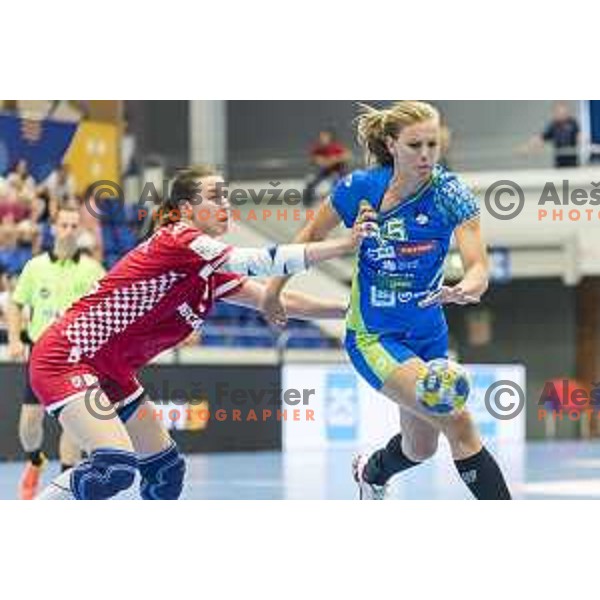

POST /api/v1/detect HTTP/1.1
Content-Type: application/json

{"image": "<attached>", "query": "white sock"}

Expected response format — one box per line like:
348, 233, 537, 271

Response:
36, 470, 75, 500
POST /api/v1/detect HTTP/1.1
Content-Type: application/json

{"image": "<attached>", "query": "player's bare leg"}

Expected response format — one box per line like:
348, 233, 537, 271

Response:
123, 398, 186, 500
18, 404, 47, 500
380, 360, 482, 458
58, 430, 82, 472
57, 393, 133, 452
124, 397, 173, 455
354, 358, 510, 499
354, 412, 436, 499
37, 391, 137, 500
19, 404, 44, 454
398, 409, 440, 461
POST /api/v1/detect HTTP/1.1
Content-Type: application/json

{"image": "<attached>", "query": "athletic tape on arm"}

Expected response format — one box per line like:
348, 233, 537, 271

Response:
219, 244, 307, 277
189, 236, 307, 276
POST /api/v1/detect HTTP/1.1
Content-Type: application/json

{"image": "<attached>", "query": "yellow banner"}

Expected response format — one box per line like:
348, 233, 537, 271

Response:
64, 121, 120, 195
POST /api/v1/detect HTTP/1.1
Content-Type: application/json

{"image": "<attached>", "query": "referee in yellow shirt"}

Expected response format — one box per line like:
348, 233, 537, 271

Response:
7, 205, 105, 499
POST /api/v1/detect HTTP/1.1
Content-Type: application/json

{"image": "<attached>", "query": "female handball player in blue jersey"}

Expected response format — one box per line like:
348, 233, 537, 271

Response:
264, 101, 511, 500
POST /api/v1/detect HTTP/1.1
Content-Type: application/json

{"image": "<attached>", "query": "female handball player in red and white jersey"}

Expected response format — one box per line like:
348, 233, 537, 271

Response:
30, 165, 375, 500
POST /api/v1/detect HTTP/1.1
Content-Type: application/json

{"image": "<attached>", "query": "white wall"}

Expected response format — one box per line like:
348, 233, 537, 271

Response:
462, 165, 600, 282
190, 100, 227, 169
436, 100, 581, 170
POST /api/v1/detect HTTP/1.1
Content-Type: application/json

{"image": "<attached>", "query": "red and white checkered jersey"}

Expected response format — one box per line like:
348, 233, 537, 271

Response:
39, 222, 245, 378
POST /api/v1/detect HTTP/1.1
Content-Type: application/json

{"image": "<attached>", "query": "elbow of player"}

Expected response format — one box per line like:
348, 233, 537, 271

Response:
296, 224, 326, 244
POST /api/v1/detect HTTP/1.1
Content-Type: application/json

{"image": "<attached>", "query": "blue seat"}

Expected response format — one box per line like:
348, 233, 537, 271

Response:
101, 222, 137, 269
0, 246, 32, 275
201, 303, 338, 349
202, 334, 222, 347
0, 249, 8, 272
214, 303, 239, 318
100, 198, 127, 225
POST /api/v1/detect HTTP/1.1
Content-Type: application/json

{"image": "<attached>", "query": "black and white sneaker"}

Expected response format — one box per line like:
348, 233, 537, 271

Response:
352, 454, 388, 500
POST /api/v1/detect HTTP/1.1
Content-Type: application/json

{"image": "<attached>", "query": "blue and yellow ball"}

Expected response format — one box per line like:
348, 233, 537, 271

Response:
416, 359, 470, 415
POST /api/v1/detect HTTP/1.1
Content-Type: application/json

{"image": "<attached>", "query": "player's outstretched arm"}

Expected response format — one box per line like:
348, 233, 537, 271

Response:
261, 199, 341, 327
261, 199, 376, 327
280, 288, 347, 319
219, 214, 369, 277
225, 279, 347, 320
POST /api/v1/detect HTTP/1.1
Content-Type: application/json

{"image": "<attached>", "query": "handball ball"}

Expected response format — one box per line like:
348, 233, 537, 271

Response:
416, 359, 470, 415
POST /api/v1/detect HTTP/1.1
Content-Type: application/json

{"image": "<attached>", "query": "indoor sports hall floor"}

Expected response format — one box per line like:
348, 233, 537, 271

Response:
2, 441, 600, 499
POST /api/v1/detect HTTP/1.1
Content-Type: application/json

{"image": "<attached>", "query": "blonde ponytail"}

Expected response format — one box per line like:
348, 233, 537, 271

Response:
355, 101, 440, 166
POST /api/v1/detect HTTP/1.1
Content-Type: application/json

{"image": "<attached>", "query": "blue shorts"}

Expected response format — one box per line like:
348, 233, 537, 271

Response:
345, 328, 448, 391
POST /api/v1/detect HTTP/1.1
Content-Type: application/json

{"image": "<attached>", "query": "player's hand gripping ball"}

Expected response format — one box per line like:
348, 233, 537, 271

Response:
416, 359, 471, 415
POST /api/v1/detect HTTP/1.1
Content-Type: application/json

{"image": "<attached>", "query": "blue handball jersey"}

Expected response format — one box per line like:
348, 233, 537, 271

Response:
331, 164, 480, 338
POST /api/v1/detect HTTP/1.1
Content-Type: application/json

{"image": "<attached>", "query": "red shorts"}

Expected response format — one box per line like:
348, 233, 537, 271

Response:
30, 329, 145, 416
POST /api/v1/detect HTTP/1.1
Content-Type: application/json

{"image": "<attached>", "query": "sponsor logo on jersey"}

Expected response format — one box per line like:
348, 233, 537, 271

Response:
381, 259, 397, 272
370, 286, 396, 307
365, 245, 395, 262
70, 373, 99, 389
373, 267, 416, 288
398, 292, 414, 303
381, 218, 407, 241
396, 240, 437, 256
415, 213, 429, 225
189, 236, 228, 261
176, 302, 204, 331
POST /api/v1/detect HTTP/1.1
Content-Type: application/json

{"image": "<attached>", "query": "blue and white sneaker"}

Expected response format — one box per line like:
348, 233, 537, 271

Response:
352, 454, 388, 500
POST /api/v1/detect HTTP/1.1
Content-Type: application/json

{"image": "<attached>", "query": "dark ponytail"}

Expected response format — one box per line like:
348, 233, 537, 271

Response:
157, 164, 217, 227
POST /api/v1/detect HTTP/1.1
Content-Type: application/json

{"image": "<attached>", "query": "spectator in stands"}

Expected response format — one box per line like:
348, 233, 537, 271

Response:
2, 162, 138, 272
43, 163, 76, 202
0, 179, 31, 224
32, 189, 58, 253
6, 159, 36, 198
304, 129, 351, 206
0, 162, 41, 275
0, 218, 36, 276
0, 210, 19, 272
17, 219, 40, 256
524, 101, 581, 168
32, 188, 53, 223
